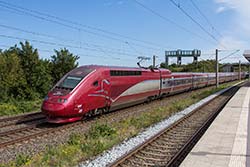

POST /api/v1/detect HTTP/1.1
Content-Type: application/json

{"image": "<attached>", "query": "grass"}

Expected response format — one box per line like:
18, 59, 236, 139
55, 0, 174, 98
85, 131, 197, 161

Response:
1, 81, 241, 167
0, 99, 42, 116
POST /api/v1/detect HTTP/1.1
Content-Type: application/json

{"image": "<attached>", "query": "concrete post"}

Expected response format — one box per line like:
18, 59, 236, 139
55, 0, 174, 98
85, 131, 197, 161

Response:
153, 55, 156, 68
216, 49, 219, 88
239, 60, 241, 81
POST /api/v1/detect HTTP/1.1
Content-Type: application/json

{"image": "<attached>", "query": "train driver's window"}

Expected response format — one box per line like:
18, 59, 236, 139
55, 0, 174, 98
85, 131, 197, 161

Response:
93, 81, 98, 87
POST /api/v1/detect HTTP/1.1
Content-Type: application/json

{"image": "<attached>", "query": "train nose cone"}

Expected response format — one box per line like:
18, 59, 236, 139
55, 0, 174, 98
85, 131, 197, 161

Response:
42, 101, 65, 117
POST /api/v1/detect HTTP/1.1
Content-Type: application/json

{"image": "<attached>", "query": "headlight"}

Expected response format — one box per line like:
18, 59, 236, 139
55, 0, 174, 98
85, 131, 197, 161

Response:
58, 98, 67, 103
58, 98, 62, 103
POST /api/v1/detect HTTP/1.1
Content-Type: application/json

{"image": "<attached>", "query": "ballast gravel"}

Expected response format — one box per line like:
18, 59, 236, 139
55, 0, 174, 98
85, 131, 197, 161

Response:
0, 88, 194, 163
0, 83, 240, 164
79, 85, 237, 167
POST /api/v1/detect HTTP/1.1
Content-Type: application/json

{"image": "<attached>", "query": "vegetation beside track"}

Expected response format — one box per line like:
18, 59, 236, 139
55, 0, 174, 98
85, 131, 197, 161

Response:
0, 99, 42, 116
0, 41, 79, 116
1, 42, 247, 117
160, 60, 249, 73
0, 81, 242, 167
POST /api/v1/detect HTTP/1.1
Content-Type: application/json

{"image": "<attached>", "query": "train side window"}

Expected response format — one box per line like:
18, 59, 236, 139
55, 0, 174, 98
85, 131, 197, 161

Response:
110, 70, 142, 76
93, 81, 98, 87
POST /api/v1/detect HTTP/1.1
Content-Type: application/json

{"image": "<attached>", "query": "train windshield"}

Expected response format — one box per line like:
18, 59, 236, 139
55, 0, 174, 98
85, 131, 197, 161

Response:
58, 76, 83, 90
54, 68, 94, 92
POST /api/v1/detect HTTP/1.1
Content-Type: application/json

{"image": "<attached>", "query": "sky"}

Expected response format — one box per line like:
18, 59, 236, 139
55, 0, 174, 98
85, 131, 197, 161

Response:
0, 0, 249, 67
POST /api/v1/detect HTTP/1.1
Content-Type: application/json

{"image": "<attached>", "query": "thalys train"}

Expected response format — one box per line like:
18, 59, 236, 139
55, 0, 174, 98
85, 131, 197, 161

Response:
41, 65, 245, 123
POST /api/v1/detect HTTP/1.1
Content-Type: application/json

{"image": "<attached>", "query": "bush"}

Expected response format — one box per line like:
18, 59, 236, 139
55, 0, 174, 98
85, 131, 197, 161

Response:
0, 42, 78, 104
68, 133, 82, 146
88, 123, 117, 139
15, 154, 31, 166
0, 103, 18, 116
0, 99, 42, 116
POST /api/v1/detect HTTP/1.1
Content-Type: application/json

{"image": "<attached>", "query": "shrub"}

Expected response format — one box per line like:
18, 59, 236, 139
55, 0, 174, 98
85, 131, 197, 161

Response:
68, 133, 82, 146
88, 123, 116, 139
0, 99, 42, 116
0, 103, 18, 116
15, 154, 30, 166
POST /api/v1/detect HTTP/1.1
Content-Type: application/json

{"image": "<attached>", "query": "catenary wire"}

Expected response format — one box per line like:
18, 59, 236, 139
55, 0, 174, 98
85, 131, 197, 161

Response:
169, 0, 226, 49
133, 0, 218, 47
0, 34, 139, 58
189, 0, 223, 38
219, 50, 240, 61
0, 43, 134, 62
0, 0, 174, 50
0, 23, 143, 55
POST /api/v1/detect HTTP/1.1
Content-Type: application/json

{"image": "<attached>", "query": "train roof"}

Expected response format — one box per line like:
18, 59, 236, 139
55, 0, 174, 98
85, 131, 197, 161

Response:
76, 65, 172, 73
172, 72, 195, 76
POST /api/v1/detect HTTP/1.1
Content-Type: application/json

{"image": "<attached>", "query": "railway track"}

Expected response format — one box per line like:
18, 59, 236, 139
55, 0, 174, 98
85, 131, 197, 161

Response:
0, 112, 45, 128
0, 89, 197, 148
110, 83, 242, 167
0, 102, 159, 149
0, 82, 241, 151
0, 121, 74, 149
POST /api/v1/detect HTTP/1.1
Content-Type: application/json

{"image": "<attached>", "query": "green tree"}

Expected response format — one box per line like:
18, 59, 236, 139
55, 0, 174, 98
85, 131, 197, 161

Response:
17, 41, 52, 99
161, 60, 218, 73
0, 48, 26, 101
0, 43, 79, 101
35, 59, 53, 97
50, 48, 79, 83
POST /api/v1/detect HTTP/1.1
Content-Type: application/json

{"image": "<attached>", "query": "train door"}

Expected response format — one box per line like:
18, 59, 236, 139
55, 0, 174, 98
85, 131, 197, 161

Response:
100, 70, 111, 109
193, 76, 197, 88
159, 70, 172, 95
170, 76, 174, 92
102, 77, 111, 108
161, 77, 172, 94
159, 70, 162, 96
88, 70, 111, 112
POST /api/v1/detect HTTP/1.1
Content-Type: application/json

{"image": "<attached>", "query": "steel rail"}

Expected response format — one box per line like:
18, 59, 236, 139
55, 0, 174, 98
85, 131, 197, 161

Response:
110, 82, 244, 167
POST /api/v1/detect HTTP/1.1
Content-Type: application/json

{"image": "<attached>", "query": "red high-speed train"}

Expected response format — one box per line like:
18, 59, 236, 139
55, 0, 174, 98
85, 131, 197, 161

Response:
41, 65, 243, 123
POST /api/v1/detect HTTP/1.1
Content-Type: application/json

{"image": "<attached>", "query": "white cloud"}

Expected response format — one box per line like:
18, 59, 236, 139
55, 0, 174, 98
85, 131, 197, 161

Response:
215, 0, 250, 33
216, 6, 227, 13
214, 0, 250, 59
217, 36, 248, 63
215, 0, 250, 13
219, 36, 247, 50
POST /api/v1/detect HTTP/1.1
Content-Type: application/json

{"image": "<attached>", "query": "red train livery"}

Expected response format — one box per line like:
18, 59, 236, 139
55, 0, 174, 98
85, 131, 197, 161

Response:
42, 65, 243, 123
